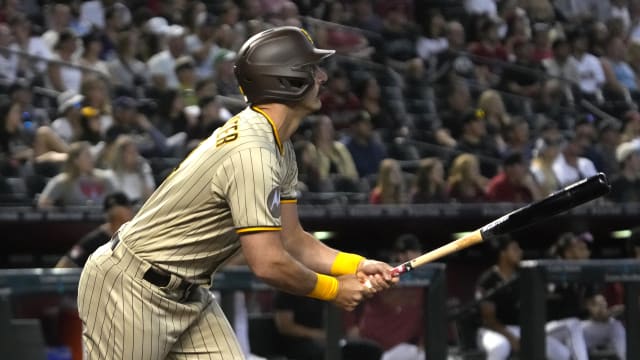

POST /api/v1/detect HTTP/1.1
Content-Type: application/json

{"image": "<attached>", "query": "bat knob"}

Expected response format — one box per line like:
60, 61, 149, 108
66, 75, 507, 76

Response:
390, 267, 402, 277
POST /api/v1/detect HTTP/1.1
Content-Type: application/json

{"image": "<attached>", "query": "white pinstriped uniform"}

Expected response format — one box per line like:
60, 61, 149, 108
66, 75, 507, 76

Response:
78, 106, 298, 359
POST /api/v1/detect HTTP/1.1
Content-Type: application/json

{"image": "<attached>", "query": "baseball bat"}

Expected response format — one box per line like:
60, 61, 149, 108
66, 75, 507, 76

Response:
390, 172, 611, 276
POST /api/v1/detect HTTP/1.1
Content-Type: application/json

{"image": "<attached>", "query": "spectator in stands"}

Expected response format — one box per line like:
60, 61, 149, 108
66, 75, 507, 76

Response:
349, 0, 383, 34
500, 39, 545, 101
109, 96, 177, 158
416, 9, 448, 61
51, 90, 84, 143
621, 110, 640, 142
468, 17, 508, 76
447, 153, 488, 203
0, 99, 68, 176
602, 36, 639, 98
107, 135, 155, 203
107, 30, 149, 91
187, 95, 231, 144
41, 3, 74, 51
531, 23, 552, 62
75, 106, 105, 156
410, 157, 448, 203
370, 158, 407, 204
569, 30, 605, 102
320, 68, 361, 128
55, 192, 133, 268
465, 0, 498, 17
439, 81, 473, 142
433, 21, 477, 85
456, 109, 501, 178
344, 111, 387, 178
477, 90, 510, 153
8, 79, 49, 127
345, 233, 425, 360
354, 75, 396, 131
37, 141, 115, 208
185, 14, 222, 80
530, 134, 563, 196
543, 38, 580, 105
503, 9, 531, 58
309, 115, 360, 192
379, 2, 421, 73
608, 140, 640, 202
485, 152, 542, 202
48, 29, 82, 93
9, 14, 51, 82
79, 31, 109, 79
0, 23, 18, 84
476, 235, 579, 360
591, 118, 623, 176
502, 116, 532, 162
294, 139, 329, 193
552, 131, 598, 187
315, 0, 372, 58
626, 40, 640, 84
79, 76, 113, 133
147, 25, 186, 91
174, 56, 198, 107
213, 49, 241, 98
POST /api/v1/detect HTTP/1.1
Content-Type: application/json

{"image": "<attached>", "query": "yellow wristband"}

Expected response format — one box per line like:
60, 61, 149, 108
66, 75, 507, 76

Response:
330, 252, 365, 276
307, 273, 339, 301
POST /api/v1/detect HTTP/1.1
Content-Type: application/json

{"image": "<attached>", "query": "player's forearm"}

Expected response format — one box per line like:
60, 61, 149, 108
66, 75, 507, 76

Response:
251, 249, 321, 296
286, 230, 340, 274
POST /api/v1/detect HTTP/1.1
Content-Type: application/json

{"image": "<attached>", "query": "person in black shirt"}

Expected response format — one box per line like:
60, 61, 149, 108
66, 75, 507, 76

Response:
475, 235, 575, 360
55, 192, 134, 268
608, 141, 640, 203
455, 109, 502, 178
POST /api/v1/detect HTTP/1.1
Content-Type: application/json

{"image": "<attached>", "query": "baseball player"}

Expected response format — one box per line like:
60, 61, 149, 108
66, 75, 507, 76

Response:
77, 26, 397, 359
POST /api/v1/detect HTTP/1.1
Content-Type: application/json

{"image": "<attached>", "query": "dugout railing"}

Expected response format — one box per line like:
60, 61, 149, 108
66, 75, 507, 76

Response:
519, 259, 640, 360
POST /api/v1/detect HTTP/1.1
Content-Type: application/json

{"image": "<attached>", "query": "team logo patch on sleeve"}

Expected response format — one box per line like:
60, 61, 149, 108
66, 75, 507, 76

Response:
267, 187, 281, 218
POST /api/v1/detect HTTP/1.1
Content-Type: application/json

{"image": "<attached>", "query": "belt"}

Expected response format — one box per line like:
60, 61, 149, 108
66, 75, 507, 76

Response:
111, 235, 197, 302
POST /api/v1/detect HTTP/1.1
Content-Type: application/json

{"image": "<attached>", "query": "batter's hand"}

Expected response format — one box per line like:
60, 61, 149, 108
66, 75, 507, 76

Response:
357, 259, 399, 292
333, 275, 367, 311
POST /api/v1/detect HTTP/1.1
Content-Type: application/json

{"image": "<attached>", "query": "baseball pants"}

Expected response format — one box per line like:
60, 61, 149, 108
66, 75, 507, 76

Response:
582, 318, 626, 360
78, 239, 244, 359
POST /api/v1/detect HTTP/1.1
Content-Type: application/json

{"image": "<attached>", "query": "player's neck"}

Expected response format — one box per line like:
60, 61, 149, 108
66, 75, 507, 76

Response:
495, 262, 516, 279
254, 104, 302, 141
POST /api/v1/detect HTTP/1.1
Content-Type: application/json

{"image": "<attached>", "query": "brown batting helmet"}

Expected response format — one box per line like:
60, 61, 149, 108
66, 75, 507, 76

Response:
234, 26, 335, 105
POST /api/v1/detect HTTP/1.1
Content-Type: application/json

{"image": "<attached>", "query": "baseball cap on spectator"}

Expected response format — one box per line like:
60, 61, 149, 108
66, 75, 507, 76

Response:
164, 24, 185, 38
145, 17, 169, 35
174, 56, 195, 72
616, 141, 640, 163
57, 90, 84, 115
103, 191, 132, 212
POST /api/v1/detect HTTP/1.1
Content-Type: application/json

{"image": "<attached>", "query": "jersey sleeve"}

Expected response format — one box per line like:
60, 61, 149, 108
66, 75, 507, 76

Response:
219, 147, 284, 234
281, 141, 298, 202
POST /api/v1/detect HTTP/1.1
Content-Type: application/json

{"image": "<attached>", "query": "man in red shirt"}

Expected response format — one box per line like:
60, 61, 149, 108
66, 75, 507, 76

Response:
486, 152, 543, 203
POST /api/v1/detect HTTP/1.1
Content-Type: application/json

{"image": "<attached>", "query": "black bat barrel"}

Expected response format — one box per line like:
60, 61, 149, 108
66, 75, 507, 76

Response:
481, 173, 610, 238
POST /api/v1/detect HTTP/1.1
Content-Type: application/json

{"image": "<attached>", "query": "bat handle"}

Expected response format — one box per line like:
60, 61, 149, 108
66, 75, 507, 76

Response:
390, 262, 412, 277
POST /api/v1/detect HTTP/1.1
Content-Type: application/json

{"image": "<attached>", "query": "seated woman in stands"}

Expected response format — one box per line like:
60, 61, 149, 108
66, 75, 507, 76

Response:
370, 158, 408, 204
446, 153, 488, 203
106, 135, 155, 203
37, 141, 115, 208
410, 157, 448, 203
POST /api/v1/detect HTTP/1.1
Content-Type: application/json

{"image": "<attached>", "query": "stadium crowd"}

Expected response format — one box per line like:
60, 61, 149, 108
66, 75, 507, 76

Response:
0, 0, 639, 208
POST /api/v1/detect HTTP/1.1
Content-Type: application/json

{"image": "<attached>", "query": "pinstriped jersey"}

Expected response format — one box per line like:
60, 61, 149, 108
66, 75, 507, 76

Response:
117, 106, 298, 284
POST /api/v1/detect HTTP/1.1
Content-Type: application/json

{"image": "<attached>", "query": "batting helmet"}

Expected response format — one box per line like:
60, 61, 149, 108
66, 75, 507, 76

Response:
234, 26, 335, 105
